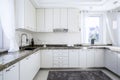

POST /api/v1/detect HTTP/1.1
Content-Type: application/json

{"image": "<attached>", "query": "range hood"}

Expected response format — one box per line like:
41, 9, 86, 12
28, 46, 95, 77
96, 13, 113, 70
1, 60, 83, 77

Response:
53, 28, 68, 32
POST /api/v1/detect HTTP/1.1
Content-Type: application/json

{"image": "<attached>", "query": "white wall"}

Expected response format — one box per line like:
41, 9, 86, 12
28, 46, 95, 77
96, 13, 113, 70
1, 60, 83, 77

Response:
33, 32, 81, 45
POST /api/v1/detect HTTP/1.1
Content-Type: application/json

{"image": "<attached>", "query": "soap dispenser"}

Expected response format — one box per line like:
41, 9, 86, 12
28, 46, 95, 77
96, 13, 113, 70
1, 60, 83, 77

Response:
31, 38, 34, 47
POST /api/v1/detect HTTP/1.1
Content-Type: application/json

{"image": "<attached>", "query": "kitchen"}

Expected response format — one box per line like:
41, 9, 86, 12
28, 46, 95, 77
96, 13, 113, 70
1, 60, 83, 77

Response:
0, 0, 120, 80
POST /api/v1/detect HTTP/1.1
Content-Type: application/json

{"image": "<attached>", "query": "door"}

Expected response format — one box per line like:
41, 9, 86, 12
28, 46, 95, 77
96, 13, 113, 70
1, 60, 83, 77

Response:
53, 9, 60, 29
3, 63, 19, 80
86, 49, 95, 67
68, 9, 79, 32
69, 50, 79, 67
37, 9, 45, 32
118, 53, 120, 76
94, 49, 104, 67
41, 50, 53, 68
79, 49, 87, 67
45, 9, 53, 32
20, 56, 33, 80
0, 72, 2, 80
61, 9, 68, 29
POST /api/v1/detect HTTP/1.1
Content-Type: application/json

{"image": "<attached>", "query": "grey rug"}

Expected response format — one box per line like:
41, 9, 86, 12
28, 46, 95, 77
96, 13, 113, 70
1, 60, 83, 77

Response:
47, 71, 112, 80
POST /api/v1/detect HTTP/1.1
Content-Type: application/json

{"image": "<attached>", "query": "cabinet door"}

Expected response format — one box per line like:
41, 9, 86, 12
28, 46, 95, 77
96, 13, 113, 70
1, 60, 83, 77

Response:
20, 56, 33, 80
118, 54, 120, 76
94, 49, 104, 67
79, 49, 87, 67
41, 50, 53, 68
86, 49, 95, 67
53, 9, 60, 29
110, 52, 118, 74
37, 9, 45, 32
105, 50, 118, 74
68, 9, 79, 32
0, 72, 2, 80
24, 0, 31, 29
45, 9, 53, 32
31, 51, 40, 78
3, 63, 19, 80
61, 9, 68, 29
69, 50, 79, 67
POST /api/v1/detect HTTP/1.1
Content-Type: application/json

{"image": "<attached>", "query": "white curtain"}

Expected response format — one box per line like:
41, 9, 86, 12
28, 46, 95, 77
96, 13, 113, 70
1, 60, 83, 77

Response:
0, 0, 19, 52
104, 12, 115, 45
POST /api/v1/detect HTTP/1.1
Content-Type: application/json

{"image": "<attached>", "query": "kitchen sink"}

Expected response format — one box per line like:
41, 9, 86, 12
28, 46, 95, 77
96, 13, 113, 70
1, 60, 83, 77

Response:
23, 47, 36, 50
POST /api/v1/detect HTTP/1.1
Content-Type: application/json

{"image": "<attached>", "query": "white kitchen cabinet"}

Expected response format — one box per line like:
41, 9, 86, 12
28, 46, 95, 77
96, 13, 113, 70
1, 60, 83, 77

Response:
69, 50, 79, 67
41, 50, 53, 68
16, 0, 36, 31
0, 71, 2, 80
45, 9, 53, 32
53, 50, 69, 68
118, 53, 120, 76
20, 51, 40, 80
86, 49, 95, 67
31, 51, 40, 78
79, 49, 87, 67
94, 49, 104, 67
68, 9, 80, 32
60, 9, 68, 29
3, 63, 19, 80
37, 9, 45, 32
105, 50, 118, 74
20, 55, 33, 80
53, 9, 60, 29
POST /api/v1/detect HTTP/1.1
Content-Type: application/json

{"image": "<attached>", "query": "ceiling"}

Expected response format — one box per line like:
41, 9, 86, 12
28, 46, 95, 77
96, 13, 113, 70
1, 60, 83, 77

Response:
31, 0, 120, 11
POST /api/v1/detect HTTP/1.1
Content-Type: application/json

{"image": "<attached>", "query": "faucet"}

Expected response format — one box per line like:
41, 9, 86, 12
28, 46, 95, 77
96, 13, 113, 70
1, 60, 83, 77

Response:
20, 33, 28, 48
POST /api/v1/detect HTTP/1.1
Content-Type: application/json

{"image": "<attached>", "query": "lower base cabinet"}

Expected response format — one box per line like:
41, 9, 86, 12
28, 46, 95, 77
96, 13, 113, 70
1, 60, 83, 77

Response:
3, 63, 19, 80
105, 50, 118, 75
69, 50, 79, 67
20, 51, 40, 80
118, 54, 120, 76
94, 49, 104, 67
41, 50, 53, 68
79, 50, 87, 67
86, 49, 95, 67
0, 72, 2, 80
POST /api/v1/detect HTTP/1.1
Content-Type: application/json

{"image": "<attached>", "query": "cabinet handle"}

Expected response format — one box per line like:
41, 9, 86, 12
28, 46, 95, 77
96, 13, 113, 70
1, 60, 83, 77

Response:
6, 65, 15, 72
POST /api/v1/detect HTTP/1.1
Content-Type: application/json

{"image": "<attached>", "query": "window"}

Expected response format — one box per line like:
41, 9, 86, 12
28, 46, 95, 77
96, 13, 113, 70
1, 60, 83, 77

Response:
83, 14, 103, 44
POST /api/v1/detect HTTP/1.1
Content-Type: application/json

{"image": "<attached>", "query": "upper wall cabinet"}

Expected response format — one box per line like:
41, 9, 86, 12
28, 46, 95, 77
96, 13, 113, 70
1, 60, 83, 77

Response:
68, 9, 80, 32
15, 0, 36, 32
36, 8, 80, 32
36, 9, 45, 32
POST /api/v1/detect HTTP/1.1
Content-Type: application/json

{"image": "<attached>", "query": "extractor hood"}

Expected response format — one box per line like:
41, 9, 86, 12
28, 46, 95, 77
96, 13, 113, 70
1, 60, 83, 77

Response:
53, 28, 68, 32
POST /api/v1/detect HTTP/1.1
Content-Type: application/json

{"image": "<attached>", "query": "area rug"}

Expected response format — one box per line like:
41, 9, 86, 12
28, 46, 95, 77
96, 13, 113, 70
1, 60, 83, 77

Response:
47, 71, 112, 80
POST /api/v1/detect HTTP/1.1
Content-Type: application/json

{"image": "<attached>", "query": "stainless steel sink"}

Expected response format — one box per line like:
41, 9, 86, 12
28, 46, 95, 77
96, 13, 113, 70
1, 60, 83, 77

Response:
24, 47, 36, 50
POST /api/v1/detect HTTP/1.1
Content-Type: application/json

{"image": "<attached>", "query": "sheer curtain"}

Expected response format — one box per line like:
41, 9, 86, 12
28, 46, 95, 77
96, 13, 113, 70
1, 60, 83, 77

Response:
104, 12, 116, 45
0, 0, 19, 52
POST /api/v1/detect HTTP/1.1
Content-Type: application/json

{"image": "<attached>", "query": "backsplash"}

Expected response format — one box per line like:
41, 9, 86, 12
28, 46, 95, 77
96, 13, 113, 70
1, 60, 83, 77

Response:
32, 32, 81, 45
16, 31, 33, 47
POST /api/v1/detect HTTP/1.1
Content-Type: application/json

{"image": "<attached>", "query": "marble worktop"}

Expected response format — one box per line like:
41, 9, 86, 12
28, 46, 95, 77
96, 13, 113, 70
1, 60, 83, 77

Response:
0, 45, 120, 71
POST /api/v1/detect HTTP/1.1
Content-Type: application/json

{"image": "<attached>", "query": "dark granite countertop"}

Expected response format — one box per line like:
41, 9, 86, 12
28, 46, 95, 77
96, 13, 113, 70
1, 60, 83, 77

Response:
0, 45, 118, 71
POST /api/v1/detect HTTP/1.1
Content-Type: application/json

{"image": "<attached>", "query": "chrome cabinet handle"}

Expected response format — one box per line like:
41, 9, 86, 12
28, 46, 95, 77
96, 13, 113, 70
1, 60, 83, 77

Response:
6, 65, 15, 72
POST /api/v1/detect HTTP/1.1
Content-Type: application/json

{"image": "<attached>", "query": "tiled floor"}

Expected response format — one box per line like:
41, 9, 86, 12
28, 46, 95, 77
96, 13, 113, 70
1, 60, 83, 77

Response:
33, 69, 120, 80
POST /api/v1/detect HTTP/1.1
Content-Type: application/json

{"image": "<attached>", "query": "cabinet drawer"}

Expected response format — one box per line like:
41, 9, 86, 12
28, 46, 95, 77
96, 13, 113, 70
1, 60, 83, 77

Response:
53, 51, 68, 57
54, 56, 68, 61
53, 60, 68, 64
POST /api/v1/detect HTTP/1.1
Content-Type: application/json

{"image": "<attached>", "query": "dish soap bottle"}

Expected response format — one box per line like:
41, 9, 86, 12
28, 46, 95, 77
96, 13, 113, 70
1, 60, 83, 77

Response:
31, 38, 34, 47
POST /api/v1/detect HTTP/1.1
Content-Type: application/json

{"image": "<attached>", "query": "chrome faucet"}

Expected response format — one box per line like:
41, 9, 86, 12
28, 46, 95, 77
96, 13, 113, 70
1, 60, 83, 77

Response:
20, 33, 28, 47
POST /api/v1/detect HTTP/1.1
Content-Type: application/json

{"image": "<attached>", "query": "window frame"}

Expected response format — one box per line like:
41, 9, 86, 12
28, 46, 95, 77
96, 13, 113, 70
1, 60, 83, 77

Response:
82, 13, 103, 44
